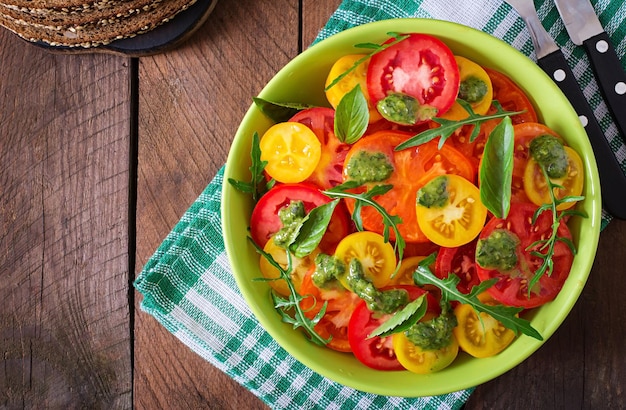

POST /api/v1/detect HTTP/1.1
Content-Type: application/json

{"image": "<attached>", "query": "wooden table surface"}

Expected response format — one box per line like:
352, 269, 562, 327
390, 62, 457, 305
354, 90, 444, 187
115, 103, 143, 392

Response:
1, 0, 625, 408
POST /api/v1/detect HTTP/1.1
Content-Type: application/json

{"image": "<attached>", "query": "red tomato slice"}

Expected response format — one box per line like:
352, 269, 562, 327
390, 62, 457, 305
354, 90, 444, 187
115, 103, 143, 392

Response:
476, 202, 574, 309
348, 285, 437, 370
342, 130, 475, 243
299, 267, 360, 352
435, 238, 481, 295
289, 107, 350, 189
367, 33, 460, 119
249, 183, 350, 253
484, 68, 538, 125
450, 68, 538, 167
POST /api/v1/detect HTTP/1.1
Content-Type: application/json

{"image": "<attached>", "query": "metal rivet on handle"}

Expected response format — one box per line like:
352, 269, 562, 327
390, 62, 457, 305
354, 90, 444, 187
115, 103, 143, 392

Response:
553, 69, 566, 82
615, 82, 626, 95
596, 40, 609, 53
579, 115, 589, 127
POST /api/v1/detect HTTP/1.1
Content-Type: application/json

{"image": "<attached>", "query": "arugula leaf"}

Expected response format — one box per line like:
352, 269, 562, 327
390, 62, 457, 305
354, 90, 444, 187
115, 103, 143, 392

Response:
324, 182, 405, 262
334, 85, 369, 144
525, 167, 587, 295
351, 32, 403, 51
367, 295, 427, 339
253, 97, 314, 123
394, 100, 523, 151
325, 32, 410, 92
250, 237, 331, 346
413, 254, 543, 340
289, 199, 339, 258
479, 116, 514, 218
227, 131, 272, 202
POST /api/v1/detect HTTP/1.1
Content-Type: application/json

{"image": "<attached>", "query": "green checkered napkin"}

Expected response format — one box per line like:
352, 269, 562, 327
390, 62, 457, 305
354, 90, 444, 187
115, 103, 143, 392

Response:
135, 1, 626, 408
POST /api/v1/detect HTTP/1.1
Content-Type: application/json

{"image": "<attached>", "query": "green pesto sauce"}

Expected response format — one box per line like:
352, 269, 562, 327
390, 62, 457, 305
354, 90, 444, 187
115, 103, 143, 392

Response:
273, 200, 306, 248
529, 134, 568, 178
405, 302, 457, 350
416, 175, 449, 208
376, 92, 438, 125
346, 259, 408, 314
346, 150, 394, 185
312, 253, 344, 289
476, 228, 520, 271
458, 76, 488, 103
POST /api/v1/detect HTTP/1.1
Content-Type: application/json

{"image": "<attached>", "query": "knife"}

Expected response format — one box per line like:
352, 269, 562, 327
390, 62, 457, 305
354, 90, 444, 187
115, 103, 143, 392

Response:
505, 0, 626, 219
554, 0, 626, 145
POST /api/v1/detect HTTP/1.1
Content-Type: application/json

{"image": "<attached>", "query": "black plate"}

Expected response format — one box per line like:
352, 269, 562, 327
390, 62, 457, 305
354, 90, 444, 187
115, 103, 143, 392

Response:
31, 0, 218, 56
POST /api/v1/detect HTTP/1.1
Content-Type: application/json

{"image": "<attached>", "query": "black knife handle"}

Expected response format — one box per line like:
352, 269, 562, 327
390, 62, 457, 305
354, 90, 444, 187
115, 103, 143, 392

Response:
538, 49, 626, 219
583, 31, 626, 144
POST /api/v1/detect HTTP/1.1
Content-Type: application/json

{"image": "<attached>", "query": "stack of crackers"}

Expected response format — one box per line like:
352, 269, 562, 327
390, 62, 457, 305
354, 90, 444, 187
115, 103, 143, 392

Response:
0, 0, 198, 48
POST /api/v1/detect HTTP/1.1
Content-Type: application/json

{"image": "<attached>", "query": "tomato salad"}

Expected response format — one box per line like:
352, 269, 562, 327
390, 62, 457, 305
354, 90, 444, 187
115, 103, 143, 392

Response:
231, 32, 586, 374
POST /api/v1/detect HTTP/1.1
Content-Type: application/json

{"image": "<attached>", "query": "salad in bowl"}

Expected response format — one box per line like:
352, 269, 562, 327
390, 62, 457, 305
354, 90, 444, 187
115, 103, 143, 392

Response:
222, 18, 601, 396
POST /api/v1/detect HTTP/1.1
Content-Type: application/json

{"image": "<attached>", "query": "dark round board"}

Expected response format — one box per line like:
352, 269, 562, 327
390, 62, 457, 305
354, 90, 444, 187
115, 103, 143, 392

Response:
30, 0, 218, 56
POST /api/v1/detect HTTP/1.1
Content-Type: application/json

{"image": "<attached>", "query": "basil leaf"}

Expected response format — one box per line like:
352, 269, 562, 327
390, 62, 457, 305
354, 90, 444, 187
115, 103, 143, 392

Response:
334, 85, 369, 144
367, 295, 427, 339
479, 116, 514, 218
290, 199, 339, 258
253, 97, 313, 123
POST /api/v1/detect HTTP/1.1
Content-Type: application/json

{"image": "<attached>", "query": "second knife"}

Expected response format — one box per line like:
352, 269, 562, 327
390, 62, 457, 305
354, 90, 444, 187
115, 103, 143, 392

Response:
554, 0, 626, 145
505, 0, 626, 219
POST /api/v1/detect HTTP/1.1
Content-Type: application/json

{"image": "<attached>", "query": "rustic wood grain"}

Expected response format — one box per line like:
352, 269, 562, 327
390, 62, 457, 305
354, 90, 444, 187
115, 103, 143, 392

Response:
302, 0, 342, 45
133, 1, 296, 409
0, 29, 132, 408
133, 0, 341, 407
3, 0, 625, 407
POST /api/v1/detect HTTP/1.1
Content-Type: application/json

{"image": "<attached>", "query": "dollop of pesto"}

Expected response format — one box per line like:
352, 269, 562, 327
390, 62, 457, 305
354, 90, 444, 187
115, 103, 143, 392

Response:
346, 259, 408, 314
416, 175, 449, 208
458, 76, 488, 103
273, 200, 306, 248
312, 253, 344, 289
346, 150, 394, 185
529, 134, 568, 179
405, 302, 457, 350
376, 92, 438, 125
476, 228, 520, 271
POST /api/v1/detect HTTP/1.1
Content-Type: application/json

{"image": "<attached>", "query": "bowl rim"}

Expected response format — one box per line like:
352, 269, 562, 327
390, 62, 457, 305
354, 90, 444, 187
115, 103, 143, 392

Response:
222, 17, 602, 397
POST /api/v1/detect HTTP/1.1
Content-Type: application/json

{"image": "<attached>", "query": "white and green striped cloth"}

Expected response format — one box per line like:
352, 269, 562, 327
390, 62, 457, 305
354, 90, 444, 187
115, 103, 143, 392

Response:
135, 1, 626, 408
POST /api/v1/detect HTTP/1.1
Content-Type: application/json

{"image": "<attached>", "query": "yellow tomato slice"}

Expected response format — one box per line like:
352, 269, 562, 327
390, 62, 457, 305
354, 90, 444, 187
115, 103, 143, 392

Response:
453, 293, 516, 358
523, 146, 584, 210
440, 56, 493, 120
325, 54, 382, 123
392, 331, 459, 374
334, 231, 396, 290
260, 122, 322, 183
389, 256, 427, 285
416, 174, 488, 247
258, 237, 319, 297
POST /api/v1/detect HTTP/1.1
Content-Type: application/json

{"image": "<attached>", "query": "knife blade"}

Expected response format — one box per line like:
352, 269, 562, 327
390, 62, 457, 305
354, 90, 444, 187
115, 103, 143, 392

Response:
554, 0, 626, 145
505, 0, 626, 219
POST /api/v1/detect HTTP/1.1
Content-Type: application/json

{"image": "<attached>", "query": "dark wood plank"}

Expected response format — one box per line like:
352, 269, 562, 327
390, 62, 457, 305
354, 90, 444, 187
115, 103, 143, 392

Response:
302, 0, 342, 46
134, 0, 300, 408
465, 219, 626, 409
0, 29, 132, 408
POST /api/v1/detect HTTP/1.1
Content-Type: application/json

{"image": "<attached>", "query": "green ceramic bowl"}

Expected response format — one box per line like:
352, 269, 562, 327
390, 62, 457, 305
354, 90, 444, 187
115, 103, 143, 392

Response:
222, 18, 601, 397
